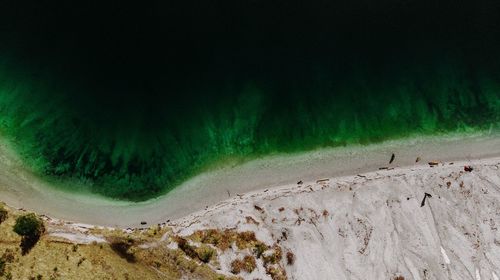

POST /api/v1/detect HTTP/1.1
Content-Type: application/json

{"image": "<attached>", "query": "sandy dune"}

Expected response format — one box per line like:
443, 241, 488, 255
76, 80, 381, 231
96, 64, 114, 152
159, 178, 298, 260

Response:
171, 157, 500, 280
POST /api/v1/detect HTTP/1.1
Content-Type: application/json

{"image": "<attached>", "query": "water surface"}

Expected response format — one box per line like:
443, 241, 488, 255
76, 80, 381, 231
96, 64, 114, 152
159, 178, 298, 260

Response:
0, 1, 499, 200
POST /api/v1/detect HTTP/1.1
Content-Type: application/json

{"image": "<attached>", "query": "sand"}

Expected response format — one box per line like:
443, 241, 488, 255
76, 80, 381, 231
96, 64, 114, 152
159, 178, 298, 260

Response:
0, 132, 499, 228
170, 156, 500, 280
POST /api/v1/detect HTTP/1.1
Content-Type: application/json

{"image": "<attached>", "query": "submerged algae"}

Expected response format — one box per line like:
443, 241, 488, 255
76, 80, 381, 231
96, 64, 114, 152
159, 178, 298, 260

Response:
1, 58, 499, 200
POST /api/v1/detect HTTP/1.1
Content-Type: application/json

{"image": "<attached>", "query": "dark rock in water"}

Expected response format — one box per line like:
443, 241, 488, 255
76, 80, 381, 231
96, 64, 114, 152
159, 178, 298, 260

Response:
140, 221, 147, 225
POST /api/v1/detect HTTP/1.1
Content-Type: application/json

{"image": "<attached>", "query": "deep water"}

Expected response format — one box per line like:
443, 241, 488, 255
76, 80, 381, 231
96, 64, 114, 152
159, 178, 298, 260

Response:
0, 1, 500, 200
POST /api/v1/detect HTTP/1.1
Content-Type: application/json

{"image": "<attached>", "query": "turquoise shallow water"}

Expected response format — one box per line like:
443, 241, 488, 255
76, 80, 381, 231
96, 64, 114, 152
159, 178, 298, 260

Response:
0, 1, 500, 200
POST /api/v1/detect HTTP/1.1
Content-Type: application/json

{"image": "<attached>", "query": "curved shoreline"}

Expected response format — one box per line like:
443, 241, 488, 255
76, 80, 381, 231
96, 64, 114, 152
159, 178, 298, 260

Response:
1, 133, 499, 227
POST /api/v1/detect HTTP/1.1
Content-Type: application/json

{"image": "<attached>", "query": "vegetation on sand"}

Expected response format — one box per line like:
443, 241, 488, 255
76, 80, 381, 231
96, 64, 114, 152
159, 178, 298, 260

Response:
13, 213, 45, 255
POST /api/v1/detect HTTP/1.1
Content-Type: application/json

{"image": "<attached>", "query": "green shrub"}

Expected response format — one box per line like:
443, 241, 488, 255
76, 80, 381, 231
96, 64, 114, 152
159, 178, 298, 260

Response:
196, 245, 216, 263
0, 258, 6, 277
109, 238, 136, 263
13, 213, 44, 237
253, 243, 267, 258
13, 213, 45, 255
0, 207, 7, 224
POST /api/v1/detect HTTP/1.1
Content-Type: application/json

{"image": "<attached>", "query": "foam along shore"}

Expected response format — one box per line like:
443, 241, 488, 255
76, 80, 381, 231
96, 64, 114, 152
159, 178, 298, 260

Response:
0, 133, 499, 228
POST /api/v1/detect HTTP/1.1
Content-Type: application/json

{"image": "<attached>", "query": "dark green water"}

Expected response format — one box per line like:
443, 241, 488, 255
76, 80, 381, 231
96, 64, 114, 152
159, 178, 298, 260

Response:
0, 1, 500, 200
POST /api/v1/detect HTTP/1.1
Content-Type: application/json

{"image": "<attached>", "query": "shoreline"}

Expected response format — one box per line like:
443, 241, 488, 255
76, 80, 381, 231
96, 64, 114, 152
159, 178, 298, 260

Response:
0, 132, 500, 227
2, 154, 499, 279
171, 155, 500, 226
169, 154, 500, 280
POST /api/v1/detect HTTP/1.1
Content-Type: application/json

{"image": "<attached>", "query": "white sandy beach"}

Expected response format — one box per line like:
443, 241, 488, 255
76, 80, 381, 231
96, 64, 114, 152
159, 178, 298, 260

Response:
0, 133, 499, 228
170, 156, 500, 280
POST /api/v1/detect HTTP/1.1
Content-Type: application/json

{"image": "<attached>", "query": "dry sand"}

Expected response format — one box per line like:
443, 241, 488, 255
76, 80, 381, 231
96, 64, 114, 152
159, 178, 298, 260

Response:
171, 156, 500, 280
0, 133, 499, 228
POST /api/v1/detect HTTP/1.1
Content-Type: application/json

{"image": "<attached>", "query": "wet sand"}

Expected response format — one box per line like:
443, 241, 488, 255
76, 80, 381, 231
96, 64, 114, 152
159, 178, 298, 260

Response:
0, 132, 499, 228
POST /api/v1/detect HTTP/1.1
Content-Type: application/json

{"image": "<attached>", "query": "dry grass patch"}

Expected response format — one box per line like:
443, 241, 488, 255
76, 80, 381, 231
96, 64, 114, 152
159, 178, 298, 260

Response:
242, 255, 257, 273
175, 236, 199, 259
173, 236, 217, 264
0, 203, 234, 280
266, 264, 287, 280
187, 229, 266, 252
195, 245, 216, 263
230, 255, 257, 274
185, 229, 287, 279
230, 258, 244, 274
263, 244, 283, 266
